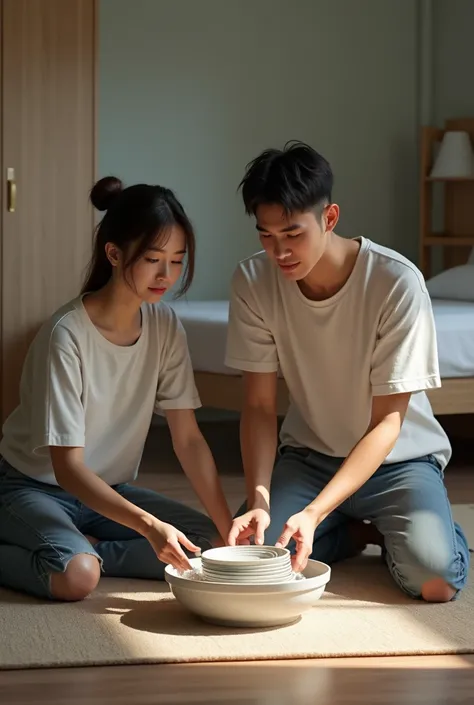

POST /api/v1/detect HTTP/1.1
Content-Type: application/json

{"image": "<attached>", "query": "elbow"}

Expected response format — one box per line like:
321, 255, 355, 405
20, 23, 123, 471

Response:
50, 456, 66, 487
242, 372, 278, 417
52, 454, 82, 494
367, 415, 402, 450
172, 432, 205, 458
241, 403, 278, 439
52, 463, 74, 491
53, 469, 73, 495
49, 447, 82, 491
242, 401, 277, 419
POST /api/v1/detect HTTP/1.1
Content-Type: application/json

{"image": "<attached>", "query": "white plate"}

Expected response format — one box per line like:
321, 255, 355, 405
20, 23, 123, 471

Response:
201, 545, 290, 568
202, 573, 293, 583
202, 569, 293, 580
202, 564, 292, 575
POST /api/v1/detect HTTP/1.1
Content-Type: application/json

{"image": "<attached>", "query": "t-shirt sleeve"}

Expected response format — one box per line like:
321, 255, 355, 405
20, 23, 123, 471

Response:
155, 307, 201, 414
32, 330, 86, 453
370, 271, 441, 396
225, 266, 279, 373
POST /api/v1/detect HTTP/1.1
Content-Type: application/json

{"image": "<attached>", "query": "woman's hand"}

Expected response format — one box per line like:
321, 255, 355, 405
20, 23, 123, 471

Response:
227, 508, 271, 546
143, 518, 200, 572
275, 509, 319, 573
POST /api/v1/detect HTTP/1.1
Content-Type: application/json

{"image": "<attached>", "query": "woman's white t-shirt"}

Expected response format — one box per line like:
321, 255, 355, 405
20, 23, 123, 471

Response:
0, 296, 200, 485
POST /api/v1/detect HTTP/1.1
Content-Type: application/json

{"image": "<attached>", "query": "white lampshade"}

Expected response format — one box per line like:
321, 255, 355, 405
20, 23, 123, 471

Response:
430, 130, 474, 178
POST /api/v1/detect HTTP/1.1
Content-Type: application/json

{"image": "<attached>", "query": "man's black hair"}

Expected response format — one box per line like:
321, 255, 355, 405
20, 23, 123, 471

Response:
239, 140, 333, 217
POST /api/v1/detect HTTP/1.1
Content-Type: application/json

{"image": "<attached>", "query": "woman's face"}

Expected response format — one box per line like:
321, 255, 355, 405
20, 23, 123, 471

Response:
110, 226, 187, 303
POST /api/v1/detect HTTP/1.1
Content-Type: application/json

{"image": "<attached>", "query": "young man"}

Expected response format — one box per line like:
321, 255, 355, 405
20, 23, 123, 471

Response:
225, 141, 469, 602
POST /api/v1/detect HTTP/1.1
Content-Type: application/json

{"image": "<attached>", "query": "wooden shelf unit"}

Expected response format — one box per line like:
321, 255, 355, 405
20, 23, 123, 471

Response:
420, 118, 474, 278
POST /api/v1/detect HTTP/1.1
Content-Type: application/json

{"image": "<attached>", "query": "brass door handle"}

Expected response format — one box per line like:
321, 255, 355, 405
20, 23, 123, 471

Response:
7, 168, 16, 212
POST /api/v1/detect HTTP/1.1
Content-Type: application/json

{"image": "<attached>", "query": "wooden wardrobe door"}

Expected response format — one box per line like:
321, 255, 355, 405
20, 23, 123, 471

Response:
1, 0, 96, 423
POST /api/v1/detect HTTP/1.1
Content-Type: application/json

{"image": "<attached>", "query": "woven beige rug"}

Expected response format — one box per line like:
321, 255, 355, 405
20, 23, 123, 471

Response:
0, 504, 472, 669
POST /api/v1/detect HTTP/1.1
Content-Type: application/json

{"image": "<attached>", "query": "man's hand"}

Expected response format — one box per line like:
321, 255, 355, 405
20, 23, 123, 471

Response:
227, 509, 271, 546
275, 509, 319, 573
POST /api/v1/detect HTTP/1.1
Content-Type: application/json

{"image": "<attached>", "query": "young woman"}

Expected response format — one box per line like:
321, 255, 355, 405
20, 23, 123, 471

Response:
0, 176, 233, 601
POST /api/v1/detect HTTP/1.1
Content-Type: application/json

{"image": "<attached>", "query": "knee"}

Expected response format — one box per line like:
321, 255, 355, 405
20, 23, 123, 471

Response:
389, 558, 458, 602
50, 553, 101, 601
421, 578, 456, 603
386, 519, 464, 600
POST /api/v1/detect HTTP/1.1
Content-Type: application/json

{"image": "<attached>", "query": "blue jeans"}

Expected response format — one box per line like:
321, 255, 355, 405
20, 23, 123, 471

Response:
0, 456, 217, 600
237, 447, 470, 599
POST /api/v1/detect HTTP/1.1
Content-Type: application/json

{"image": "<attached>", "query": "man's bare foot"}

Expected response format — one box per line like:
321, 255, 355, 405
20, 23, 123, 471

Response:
84, 534, 100, 547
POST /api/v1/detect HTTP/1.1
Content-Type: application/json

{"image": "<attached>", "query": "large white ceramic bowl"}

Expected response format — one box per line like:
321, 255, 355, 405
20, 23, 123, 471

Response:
165, 558, 331, 628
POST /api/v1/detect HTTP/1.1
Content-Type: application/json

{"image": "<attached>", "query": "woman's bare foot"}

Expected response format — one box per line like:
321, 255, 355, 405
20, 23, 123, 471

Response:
84, 534, 100, 547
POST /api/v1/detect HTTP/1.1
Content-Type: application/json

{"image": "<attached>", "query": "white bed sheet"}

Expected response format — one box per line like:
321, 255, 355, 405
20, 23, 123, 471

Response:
170, 300, 235, 375
432, 300, 474, 378
170, 299, 474, 379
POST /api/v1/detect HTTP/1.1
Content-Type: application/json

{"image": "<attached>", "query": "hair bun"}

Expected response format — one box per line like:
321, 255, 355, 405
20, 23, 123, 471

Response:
90, 176, 124, 212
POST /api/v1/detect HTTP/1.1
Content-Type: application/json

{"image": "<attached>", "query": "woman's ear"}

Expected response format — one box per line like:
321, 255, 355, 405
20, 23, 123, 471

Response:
105, 242, 121, 267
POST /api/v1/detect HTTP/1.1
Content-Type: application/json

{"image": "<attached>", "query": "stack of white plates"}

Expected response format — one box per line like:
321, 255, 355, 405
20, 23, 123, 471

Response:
200, 545, 294, 584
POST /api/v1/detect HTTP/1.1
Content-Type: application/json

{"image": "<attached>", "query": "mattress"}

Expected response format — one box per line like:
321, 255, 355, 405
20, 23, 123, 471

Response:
432, 300, 474, 378
170, 300, 235, 375
169, 299, 474, 379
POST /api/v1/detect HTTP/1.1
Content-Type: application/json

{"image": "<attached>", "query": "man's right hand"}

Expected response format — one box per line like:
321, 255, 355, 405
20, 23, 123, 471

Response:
227, 508, 271, 546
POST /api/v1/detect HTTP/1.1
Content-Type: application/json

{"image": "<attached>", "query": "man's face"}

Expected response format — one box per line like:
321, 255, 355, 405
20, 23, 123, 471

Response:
254, 203, 338, 281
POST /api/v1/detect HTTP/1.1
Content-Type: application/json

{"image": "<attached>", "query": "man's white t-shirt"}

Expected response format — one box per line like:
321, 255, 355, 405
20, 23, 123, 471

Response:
0, 296, 200, 485
225, 237, 451, 469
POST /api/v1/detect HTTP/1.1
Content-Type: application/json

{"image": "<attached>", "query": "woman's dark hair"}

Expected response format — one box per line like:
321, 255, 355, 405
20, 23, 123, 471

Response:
81, 176, 195, 296
238, 140, 333, 218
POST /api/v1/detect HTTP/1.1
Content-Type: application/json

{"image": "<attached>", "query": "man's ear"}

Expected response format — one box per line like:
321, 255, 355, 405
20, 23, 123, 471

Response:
324, 203, 339, 233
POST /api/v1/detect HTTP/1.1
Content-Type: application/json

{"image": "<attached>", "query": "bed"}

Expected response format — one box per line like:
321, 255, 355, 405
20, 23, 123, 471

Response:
169, 297, 474, 417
